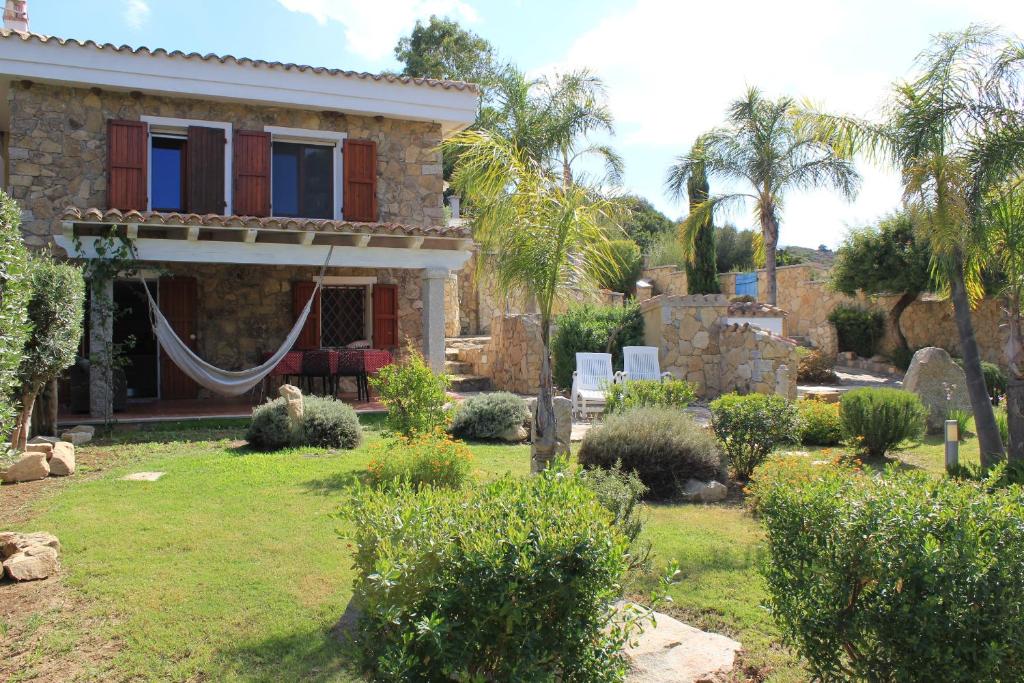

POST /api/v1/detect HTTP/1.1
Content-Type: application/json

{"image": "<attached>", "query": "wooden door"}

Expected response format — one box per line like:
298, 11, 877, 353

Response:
159, 276, 200, 400
372, 284, 398, 349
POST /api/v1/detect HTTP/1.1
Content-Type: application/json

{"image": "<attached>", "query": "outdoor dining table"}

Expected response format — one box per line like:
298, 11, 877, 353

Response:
262, 349, 394, 402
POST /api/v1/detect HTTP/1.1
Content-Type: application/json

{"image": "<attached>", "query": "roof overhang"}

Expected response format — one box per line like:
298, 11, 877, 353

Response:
0, 32, 479, 135
56, 210, 472, 270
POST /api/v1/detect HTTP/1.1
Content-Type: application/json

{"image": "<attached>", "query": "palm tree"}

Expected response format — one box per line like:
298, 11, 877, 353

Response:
984, 180, 1024, 462
804, 26, 1024, 467
442, 129, 619, 471
666, 87, 860, 305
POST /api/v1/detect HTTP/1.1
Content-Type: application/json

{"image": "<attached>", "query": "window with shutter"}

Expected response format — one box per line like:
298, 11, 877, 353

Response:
107, 119, 148, 211
343, 139, 377, 222
292, 281, 321, 349
187, 126, 226, 214
372, 284, 398, 349
234, 130, 271, 217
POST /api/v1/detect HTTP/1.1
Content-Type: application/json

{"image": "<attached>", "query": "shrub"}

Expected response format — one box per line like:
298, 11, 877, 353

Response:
0, 191, 31, 441
996, 406, 1009, 444
369, 346, 452, 436
246, 395, 363, 451
890, 346, 917, 371
597, 239, 643, 295
365, 429, 472, 490
746, 454, 860, 514
827, 305, 885, 358
302, 397, 363, 449
551, 302, 643, 389
345, 469, 634, 682
710, 393, 800, 480
795, 347, 838, 383
953, 357, 1007, 403
839, 387, 926, 459
579, 463, 650, 568
757, 466, 1024, 682
449, 391, 528, 440
604, 378, 695, 413
578, 407, 723, 500
796, 399, 843, 446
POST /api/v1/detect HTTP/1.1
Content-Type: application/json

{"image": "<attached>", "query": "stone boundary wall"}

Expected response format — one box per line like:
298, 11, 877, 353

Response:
469, 314, 546, 395
720, 323, 800, 400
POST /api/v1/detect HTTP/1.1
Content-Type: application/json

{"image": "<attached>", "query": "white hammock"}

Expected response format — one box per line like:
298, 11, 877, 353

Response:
140, 246, 334, 397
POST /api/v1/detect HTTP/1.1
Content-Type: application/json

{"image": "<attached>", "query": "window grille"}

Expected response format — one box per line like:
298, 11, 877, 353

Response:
321, 286, 365, 347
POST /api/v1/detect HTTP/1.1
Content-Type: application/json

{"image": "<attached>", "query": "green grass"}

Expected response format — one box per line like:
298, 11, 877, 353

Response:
4, 415, 988, 682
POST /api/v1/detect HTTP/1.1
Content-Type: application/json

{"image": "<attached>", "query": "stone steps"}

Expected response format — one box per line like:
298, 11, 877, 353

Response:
449, 374, 492, 392
445, 360, 474, 375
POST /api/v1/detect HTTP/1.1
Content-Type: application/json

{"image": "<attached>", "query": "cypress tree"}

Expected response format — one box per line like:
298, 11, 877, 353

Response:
685, 161, 720, 293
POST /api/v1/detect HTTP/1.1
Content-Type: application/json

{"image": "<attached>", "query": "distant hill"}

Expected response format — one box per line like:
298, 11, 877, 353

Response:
781, 245, 836, 268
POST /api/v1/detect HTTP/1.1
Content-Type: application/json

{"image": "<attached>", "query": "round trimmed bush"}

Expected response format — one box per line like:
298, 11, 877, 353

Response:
449, 391, 528, 440
839, 387, 926, 459
578, 407, 724, 500
246, 395, 363, 451
797, 399, 844, 446
710, 393, 800, 480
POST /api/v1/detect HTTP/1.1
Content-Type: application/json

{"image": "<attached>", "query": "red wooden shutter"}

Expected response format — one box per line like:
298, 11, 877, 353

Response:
107, 119, 148, 211
158, 277, 200, 400
234, 130, 271, 217
292, 281, 321, 349
187, 126, 226, 214
343, 139, 378, 222
372, 284, 398, 349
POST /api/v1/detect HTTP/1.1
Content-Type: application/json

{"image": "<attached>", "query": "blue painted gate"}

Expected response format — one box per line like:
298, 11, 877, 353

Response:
735, 272, 758, 298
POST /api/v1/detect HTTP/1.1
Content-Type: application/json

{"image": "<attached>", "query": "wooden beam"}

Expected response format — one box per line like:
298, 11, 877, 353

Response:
126, 223, 139, 239
244, 228, 258, 243
187, 226, 200, 241
354, 234, 371, 247
408, 236, 425, 249
300, 231, 315, 246
61, 221, 74, 240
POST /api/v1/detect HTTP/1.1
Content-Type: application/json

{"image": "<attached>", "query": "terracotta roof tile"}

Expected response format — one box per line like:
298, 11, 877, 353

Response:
727, 300, 788, 317
1, 29, 479, 94
62, 207, 470, 239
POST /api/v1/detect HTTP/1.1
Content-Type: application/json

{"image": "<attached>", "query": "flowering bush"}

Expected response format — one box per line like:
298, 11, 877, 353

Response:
365, 429, 472, 490
745, 453, 860, 513
604, 378, 696, 413
369, 345, 452, 436
796, 399, 843, 446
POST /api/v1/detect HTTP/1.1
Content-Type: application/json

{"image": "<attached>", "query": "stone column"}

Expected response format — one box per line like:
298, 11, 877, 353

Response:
89, 278, 113, 419
422, 268, 448, 373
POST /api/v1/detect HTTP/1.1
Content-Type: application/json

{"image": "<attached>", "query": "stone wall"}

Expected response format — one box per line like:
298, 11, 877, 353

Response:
640, 294, 798, 400
642, 265, 689, 297
7, 81, 444, 247
720, 323, 800, 400
474, 314, 546, 395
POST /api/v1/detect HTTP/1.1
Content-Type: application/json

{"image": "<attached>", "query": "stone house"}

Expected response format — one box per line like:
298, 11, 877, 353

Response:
0, 10, 477, 416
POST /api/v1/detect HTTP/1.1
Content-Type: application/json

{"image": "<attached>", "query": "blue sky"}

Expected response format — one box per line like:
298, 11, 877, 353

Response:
31, 0, 1024, 248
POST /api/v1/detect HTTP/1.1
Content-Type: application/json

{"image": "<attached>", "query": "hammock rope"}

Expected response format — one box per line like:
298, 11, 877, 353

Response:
138, 246, 335, 397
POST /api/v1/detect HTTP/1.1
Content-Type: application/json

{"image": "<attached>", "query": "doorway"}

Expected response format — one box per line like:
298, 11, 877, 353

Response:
114, 281, 158, 399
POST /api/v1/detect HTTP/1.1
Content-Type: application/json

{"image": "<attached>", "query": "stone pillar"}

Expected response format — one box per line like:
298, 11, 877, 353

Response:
89, 278, 113, 419
422, 268, 447, 373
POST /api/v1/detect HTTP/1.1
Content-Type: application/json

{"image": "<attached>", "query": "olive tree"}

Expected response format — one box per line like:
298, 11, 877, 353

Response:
10, 255, 85, 450
0, 191, 31, 442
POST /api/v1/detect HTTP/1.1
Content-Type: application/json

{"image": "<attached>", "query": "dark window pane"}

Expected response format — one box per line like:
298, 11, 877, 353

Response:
321, 286, 365, 347
272, 144, 300, 217
152, 137, 184, 211
272, 141, 333, 219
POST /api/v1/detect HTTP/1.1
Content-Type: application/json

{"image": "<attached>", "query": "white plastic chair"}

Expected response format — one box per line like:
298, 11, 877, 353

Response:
618, 346, 673, 383
572, 353, 614, 419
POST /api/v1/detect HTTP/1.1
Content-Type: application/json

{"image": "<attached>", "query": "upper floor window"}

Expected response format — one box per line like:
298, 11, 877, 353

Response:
272, 141, 334, 219
151, 135, 186, 212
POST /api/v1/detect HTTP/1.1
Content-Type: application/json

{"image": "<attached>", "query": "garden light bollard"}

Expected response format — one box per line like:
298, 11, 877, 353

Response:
944, 419, 959, 474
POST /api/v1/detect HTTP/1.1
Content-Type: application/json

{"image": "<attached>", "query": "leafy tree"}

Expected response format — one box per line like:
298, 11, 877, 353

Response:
443, 129, 620, 472
597, 240, 642, 295
667, 87, 860, 305
806, 26, 1024, 467
984, 181, 1024, 463
394, 15, 498, 87
684, 139, 719, 294
0, 191, 31, 442
10, 255, 85, 449
618, 195, 673, 252
831, 210, 933, 352
715, 224, 756, 272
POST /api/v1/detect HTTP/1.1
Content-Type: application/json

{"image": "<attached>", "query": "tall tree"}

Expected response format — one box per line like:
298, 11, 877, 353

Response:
984, 181, 1024, 463
684, 139, 719, 293
805, 26, 1024, 467
715, 224, 756, 273
831, 211, 933, 352
666, 87, 860, 305
0, 191, 31, 442
617, 195, 674, 252
394, 15, 498, 87
443, 129, 620, 472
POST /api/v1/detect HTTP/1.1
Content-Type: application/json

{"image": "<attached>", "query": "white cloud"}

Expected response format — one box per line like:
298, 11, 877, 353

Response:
539, 0, 1024, 248
277, 0, 479, 61
123, 0, 150, 29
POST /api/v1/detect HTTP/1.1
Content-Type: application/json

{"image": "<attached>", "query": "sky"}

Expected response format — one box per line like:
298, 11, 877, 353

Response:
27, 0, 1024, 248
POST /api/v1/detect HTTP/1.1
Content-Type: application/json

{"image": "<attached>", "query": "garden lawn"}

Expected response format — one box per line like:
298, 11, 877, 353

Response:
1, 415, 985, 682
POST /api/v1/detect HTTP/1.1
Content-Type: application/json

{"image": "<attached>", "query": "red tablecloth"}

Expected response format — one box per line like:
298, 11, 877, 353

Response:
362, 349, 393, 374
267, 349, 393, 376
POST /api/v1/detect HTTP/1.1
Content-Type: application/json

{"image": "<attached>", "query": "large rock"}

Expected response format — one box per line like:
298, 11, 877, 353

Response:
60, 424, 95, 445
682, 479, 728, 503
497, 424, 528, 442
0, 531, 61, 581
903, 347, 971, 433
279, 384, 305, 435
24, 442, 53, 457
624, 608, 740, 682
49, 441, 76, 476
1, 451, 50, 483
